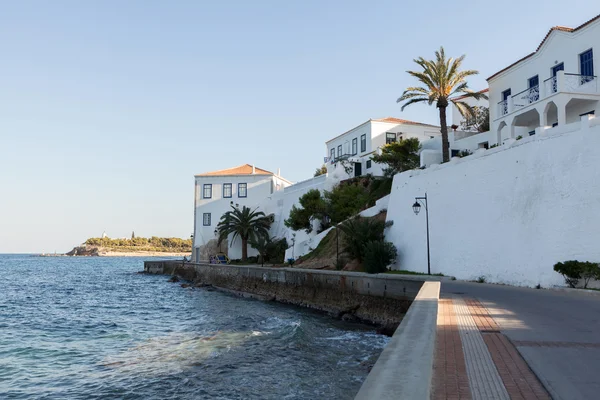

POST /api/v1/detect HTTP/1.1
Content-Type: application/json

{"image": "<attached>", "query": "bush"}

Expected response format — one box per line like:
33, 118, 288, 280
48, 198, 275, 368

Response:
335, 256, 348, 270
266, 238, 288, 263
338, 217, 386, 262
324, 183, 370, 224
284, 189, 326, 233
554, 260, 600, 288
363, 241, 397, 274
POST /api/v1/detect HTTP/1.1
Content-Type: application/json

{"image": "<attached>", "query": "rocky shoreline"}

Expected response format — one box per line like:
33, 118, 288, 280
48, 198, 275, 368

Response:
59, 245, 190, 258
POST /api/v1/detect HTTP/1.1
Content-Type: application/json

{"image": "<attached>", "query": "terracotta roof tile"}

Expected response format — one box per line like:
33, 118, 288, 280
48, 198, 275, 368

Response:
487, 14, 600, 81
373, 117, 440, 127
195, 164, 273, 177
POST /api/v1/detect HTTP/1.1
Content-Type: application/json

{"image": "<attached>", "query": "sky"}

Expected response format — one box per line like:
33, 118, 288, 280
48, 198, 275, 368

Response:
0, 0, 597, 253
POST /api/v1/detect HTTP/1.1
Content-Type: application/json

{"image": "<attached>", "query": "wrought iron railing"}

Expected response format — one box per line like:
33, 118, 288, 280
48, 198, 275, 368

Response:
498, 99, 508, 116
544, 76, 558, 95
564, 73, 597, 93
512, 85, 540, 108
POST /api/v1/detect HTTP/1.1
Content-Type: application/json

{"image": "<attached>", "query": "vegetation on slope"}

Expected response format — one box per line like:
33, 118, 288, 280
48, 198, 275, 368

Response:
84, 236, 192, 253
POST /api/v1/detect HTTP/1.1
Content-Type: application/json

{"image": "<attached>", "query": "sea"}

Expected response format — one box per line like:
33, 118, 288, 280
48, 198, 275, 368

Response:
0, 254, 388, 399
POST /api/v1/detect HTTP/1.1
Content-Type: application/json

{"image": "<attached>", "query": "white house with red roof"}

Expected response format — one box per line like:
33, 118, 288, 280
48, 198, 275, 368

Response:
325, 117, 442, 181
192, 164, 292, 261
489, 14, 600, 144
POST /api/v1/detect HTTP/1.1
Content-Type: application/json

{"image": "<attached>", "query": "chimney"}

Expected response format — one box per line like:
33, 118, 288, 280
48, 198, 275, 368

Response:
277, 168, 281, 176
252, 164, 256, 174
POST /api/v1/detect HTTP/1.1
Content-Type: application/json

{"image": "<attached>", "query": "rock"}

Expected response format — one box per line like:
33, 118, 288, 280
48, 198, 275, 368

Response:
168, 276, 180, 283
181, 283, 191, 288
376, 322, 399, 337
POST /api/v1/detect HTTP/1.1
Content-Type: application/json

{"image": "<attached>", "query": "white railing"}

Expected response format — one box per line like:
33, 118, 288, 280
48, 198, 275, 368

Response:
564, 73, 597, 94
497, 99, 508, 116
512, 85, 540, 108
544, 76, 557, 95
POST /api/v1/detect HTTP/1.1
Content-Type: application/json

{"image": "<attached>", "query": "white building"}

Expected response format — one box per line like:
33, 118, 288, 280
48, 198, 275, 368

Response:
489, 14, 599, 144
325, 117, 442, 182
192, 164, 292, 261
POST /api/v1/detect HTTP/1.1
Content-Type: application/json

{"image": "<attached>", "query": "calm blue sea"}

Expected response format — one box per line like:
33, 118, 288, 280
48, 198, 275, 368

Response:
0, 255, 387, 399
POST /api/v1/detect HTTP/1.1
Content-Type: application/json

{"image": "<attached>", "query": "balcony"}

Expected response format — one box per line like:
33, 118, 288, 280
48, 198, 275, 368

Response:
496, 71, 598, 119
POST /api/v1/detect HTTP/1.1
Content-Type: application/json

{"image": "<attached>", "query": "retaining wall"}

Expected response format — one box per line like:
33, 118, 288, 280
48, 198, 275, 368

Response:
144, 261, 427, 326
386, 118, 600, 287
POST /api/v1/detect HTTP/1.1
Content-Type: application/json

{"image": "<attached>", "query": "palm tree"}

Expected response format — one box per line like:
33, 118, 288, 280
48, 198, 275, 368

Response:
397, 47, 488, 163
216, 204, 272, 262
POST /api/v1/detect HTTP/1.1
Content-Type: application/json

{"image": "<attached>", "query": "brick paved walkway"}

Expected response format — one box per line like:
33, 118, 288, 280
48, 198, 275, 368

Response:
432, 297, 551, 400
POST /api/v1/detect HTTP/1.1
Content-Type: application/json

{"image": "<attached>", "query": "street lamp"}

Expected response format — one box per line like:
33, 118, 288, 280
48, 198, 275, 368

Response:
214, 229, 222, 253
412, 193, 431, 275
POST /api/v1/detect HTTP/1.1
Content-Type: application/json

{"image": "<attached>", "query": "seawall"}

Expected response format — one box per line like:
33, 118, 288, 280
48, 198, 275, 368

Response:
144, 260, 431, 326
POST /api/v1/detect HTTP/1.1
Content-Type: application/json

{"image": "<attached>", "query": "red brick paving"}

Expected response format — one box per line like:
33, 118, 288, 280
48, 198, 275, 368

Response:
432, 299, 472, 400
466, 299, 551, 400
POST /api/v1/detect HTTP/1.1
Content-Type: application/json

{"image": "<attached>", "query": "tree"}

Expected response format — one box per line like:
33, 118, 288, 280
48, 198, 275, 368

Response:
216, 204, 272, 261
460, 106, 489, 133
284, 189, 327, 233
314, 164, 327, 177
397, 47, 488, 163
370, 137, 421, 177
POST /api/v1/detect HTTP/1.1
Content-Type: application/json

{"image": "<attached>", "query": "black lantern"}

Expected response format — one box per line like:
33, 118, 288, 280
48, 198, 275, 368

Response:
214, 229, 218, 237
412, 201, 421, 215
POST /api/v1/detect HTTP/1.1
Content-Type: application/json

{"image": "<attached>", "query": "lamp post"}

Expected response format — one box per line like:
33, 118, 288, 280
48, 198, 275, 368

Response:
412, 193, 431, 275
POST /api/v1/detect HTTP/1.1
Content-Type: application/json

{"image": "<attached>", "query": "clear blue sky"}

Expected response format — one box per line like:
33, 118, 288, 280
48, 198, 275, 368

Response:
1, 1, 597, 253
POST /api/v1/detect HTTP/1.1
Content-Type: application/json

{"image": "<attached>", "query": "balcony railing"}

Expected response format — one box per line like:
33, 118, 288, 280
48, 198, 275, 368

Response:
564, 73, 597, 94
512, 85, 540, 108
498, 99, 508, 116
497, 72, 599, 119
544, 76, 557, 95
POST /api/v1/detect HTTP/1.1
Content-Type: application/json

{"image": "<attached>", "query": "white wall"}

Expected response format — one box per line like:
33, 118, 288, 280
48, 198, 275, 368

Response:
489, 20, 600, 126
385, 116, 600, 288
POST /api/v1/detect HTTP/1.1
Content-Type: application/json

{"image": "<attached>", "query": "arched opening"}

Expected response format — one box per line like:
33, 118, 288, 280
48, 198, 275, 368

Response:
565, 98, 598, 124
497, 121, 507, 144
544, 101, 558, 127
512, 108, 541, 137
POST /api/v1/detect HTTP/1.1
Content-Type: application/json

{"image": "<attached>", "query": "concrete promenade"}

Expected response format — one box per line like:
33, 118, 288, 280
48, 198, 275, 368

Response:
435, 281, 600, 400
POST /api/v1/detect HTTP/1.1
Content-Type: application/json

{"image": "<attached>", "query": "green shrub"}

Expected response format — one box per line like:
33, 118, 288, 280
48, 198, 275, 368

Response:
553, 260, 600, 288
338, 217, 386, 262
370, 137, 421, 177
284, 189, 326, 233
324, 183, 370, 224
363, 241, 397, 274
266, 237, 288, 263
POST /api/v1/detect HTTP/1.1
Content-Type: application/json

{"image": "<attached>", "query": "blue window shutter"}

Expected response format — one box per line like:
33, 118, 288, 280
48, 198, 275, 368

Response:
580, 49, 594, 77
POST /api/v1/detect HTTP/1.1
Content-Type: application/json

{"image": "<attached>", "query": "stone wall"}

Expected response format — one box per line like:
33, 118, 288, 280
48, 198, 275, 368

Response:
144, 261, 425, 326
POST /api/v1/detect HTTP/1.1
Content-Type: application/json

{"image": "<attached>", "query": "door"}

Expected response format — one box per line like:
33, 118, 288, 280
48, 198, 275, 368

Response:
552, 63, 564, 76
354, 162, 362, 177
528, 75, 539, 102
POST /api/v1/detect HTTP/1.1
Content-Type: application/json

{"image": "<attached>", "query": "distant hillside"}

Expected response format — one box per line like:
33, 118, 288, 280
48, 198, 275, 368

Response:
66, 236, 192, 256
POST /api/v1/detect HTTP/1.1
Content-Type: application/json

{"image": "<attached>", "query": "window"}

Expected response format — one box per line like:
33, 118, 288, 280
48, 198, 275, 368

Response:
580, 110, 595, 117
352, 138, 357, 155
580, 49, 594, 78
203, 213, 211, 226
330, 148, 335, 162
451, 149, 460, 158
360, 134, 366, 152
223, 183, 232, 198
529, 130, 536, 136
203, 184, 212, 199
366, 160, 372, 169
385, 132, 396, 144
238, 183, 247, 198
337, 145, 342, 157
